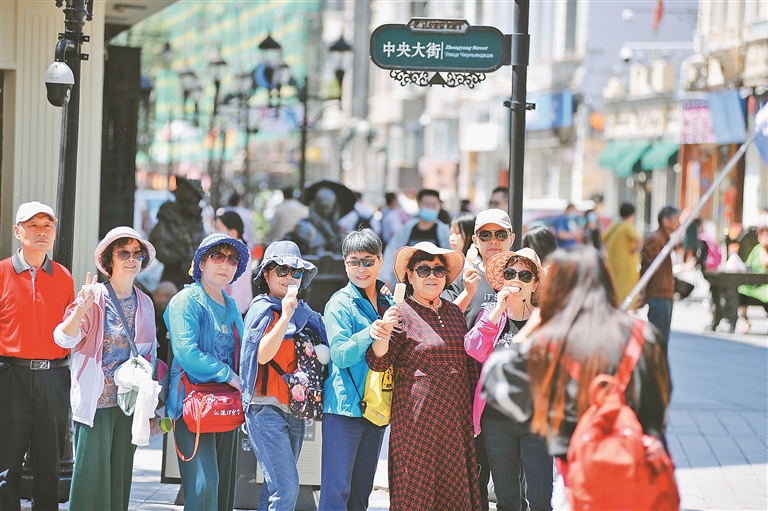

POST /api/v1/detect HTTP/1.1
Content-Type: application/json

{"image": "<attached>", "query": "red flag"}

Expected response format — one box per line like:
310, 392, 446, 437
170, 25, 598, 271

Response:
653, 0, 664, 31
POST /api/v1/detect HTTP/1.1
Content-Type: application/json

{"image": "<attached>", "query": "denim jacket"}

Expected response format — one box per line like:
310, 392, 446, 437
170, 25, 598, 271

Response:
323, 281, 394, 416
240, 294, 327, 410
164, 282, 244, 419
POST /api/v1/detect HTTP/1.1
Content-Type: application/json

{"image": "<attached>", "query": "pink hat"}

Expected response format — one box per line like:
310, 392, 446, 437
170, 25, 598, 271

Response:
94, 227, 156, 276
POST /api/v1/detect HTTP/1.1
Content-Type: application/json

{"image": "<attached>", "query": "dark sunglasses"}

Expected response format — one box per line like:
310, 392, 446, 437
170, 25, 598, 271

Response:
209, 252, 239, 267
273, 265, 305, 279
115, 250, 145, 262
477, 229, 510, 242
345, 258, 378, 268
413, 265, 448, 279
503, 268, 534, 283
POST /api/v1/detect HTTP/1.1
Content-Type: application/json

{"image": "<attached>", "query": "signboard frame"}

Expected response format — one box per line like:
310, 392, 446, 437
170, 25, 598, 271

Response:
370, 19, 509, 74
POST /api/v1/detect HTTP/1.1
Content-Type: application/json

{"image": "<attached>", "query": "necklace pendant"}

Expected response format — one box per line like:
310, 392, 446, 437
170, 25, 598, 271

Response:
221, 324, 228, 334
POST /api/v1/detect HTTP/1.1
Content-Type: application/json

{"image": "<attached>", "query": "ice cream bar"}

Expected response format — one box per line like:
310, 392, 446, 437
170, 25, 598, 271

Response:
287, 284, 299, 295
508, 285, 522, 293
466, 245, 479, 265
393, 283, 406, 304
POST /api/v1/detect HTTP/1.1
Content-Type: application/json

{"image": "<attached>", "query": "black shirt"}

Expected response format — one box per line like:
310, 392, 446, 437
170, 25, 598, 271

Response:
407, 223, 439, 246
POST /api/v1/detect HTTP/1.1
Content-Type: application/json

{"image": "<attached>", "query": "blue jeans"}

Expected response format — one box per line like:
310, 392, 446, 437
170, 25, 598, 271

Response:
481, 415, 553, 511
318, 414, 386, 511
245, 404, 306, 511
647, 297, 673, 354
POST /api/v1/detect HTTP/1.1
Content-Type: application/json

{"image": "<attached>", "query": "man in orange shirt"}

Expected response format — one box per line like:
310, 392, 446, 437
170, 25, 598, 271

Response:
0, 202, 75, 510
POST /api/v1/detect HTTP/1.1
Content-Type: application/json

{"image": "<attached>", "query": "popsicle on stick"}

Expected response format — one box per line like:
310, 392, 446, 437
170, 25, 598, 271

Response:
287, 284, 299, 295
393, 282, 406, 304
466, 245, 479, 267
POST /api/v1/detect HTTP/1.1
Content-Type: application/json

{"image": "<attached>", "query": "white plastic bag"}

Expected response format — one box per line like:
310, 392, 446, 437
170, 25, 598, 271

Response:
114, 356, 161, 446
720, 253, 747, 273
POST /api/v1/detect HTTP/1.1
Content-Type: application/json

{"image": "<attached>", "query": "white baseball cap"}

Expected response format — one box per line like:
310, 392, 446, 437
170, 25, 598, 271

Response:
16, 201, 58, 224
475, 208, 512, 232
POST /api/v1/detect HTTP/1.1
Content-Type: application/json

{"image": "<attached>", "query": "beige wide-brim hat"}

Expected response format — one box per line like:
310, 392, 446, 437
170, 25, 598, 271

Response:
393, 242, 465, 284
485, 247, 544, 291
94, 226, 156, 276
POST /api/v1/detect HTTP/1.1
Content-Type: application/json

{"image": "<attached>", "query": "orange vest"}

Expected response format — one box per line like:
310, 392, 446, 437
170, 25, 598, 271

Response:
255, 312, 297, 405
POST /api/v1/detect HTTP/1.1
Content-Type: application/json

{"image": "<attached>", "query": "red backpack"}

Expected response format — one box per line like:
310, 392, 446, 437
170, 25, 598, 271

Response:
564, 320, 680, 510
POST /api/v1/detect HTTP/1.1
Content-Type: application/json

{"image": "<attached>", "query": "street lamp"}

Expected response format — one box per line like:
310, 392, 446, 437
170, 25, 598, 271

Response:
329, 35, 353, 94
179, 64, 201, 125
207, 50, 228, 208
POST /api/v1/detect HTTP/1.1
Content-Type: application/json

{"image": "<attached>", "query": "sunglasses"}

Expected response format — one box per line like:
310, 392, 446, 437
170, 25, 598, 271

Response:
209, 252, 239, 267
115, 250, 146, 262
413, 265, 448, 279
273, 265, 305, 279
503, 268, 534, 283
346, 258, 378, 268
477, 229, 510, 242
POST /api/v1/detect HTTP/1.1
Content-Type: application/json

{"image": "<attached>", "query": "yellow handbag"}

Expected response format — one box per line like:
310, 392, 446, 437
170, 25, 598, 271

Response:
346, 366, 394, 426
361, 367, 394, 426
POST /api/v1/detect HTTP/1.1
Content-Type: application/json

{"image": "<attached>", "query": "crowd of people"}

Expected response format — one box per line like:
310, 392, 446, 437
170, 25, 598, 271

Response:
1, 189, 765, 511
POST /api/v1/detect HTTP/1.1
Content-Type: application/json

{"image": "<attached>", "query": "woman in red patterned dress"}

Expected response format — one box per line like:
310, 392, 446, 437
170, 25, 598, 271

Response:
366, 242, 481, 511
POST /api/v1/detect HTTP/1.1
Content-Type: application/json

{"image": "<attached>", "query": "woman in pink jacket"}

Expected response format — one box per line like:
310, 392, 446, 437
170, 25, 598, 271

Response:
55, 227, 161, 511
464, 247, 553, 511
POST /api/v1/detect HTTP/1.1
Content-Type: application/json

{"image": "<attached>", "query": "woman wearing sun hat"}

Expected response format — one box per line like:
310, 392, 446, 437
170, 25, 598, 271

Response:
365, 241, 481, 511
464, 247, 553, 511
164, 232, 249, 511
241, 240, 327, 511
54, 226, 161, 511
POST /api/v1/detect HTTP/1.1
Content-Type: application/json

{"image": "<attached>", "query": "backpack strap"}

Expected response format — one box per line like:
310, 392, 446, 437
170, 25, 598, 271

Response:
615, 319, 647, 393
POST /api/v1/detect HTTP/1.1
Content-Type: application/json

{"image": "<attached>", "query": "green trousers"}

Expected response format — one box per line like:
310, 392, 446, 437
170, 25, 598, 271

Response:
69, 406, 137, 511
175, 417, 238, 511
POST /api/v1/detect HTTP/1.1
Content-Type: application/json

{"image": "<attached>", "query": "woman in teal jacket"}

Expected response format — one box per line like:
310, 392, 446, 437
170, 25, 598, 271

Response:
319, 229, 399, 511
165, 233, 248, 511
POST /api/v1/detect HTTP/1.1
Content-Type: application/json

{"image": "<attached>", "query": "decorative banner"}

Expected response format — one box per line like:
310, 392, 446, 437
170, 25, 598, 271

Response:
370, 19, 508, 73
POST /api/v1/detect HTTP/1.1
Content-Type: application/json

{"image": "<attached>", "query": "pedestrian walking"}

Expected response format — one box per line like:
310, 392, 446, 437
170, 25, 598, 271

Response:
213, 210, 253, 314
165, 233, 249, 511
582, 209, 603, 251
241, 241, 327, 511
380, 189, 450, 288
54, 227, 161, 511
0, 202, 75, 511
604, 203, 640, 306
554, 204, 581, 248
480, 246, 673, 509
269, 187, 309, 242
318, 229, 393, 511
640, 206, 681, 352
488, 186, 509, 213
366, 242, 481, 511
465, 248, 553, 511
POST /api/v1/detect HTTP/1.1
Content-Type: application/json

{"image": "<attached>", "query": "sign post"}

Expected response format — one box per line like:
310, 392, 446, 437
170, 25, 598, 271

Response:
369, 7, 531, 244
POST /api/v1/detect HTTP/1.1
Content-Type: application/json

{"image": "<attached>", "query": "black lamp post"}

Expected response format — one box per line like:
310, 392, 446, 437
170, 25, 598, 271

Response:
179, 66, 201, 126
206, 50, 228, 208
47, 0, 93, 271
258, 34, 282, 107
235, 68, 257, 205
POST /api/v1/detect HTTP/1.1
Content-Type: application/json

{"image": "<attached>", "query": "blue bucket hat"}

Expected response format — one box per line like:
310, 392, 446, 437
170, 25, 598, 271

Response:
252, 240, 318, 290
191, 233, 250, 284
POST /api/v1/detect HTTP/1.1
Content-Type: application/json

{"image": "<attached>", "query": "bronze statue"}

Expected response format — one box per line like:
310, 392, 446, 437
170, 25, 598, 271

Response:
287, 180, 355, 256
149, 176, 207, 289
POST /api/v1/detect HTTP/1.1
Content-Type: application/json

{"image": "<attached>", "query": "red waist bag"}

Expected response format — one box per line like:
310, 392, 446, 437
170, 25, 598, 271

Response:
174, 324, 243, 462
563, 319, 680, 510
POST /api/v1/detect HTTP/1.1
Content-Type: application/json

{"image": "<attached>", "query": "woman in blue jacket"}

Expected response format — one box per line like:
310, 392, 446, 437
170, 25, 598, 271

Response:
319, 229, 400, 510
164, 233, 249, 511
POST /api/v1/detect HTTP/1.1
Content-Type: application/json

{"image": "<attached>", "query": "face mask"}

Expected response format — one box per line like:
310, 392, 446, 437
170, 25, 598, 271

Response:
587, 212, 598, 223
419, 208, 439, 223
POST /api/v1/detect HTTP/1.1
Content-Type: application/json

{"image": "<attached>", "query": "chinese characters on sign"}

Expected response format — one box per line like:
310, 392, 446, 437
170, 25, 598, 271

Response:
370, 23, 507, 73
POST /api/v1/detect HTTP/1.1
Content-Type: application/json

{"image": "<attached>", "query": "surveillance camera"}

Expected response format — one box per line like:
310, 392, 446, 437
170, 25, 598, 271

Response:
619, 46, 633, 63
45, 61, 75, 107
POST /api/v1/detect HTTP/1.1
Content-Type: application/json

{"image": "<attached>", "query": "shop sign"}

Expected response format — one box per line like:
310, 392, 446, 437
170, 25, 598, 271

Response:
679, 99, 717, 144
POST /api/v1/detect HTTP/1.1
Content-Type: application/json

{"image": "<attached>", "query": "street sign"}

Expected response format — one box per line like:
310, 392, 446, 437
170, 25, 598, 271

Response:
370, 19, 508, 73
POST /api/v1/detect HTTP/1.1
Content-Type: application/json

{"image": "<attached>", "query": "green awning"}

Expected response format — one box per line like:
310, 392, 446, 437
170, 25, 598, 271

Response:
641, 139, 679, 170
598, 140, 630, 168
614, 141, 651, 178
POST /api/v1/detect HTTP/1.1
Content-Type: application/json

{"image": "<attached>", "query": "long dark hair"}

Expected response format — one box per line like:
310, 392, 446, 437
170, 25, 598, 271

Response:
526, 246, 669, 436
451, 213, 475, 255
